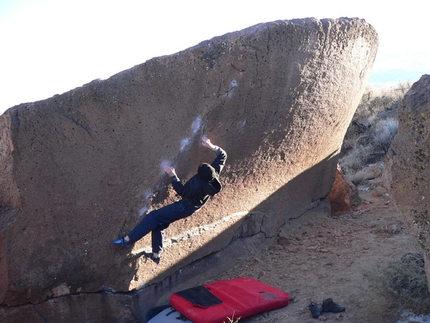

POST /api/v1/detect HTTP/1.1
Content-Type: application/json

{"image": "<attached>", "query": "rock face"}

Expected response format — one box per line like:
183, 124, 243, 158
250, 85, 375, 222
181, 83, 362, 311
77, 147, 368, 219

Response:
391, 74, 430, 291
326, 166, 358, 215
0, 18, 377, 321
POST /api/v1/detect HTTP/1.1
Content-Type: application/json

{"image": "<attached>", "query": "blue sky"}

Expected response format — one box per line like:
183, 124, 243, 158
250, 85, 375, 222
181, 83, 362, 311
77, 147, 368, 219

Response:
0, 0, 428, 114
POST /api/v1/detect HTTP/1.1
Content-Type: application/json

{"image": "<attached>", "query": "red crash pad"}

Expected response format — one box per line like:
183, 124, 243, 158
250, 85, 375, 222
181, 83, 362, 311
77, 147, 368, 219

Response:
169, 277, 290, 323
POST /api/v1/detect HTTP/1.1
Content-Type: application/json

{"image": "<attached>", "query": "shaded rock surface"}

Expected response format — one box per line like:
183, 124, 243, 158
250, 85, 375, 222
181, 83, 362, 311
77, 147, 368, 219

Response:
0, 18, 378, 321
391, 74, 430, 291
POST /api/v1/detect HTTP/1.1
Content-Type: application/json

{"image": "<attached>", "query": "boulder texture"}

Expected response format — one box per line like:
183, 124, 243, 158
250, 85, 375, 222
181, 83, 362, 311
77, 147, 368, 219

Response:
326, 165, 358, 215
0, 18, 378, 322
391, 74, 430, 291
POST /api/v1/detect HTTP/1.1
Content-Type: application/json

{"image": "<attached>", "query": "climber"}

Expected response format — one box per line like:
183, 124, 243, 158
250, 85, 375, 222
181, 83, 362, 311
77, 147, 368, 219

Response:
111, 136, 227, 264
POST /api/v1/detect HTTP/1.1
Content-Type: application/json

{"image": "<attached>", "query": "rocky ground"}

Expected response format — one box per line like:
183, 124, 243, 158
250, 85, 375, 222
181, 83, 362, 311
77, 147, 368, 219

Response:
207, 162, 426, 323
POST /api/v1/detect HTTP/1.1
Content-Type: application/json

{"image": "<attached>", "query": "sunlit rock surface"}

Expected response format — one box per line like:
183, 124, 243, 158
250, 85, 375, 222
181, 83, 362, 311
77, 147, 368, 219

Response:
391, 74, 430, 292
0, 17, 377, 322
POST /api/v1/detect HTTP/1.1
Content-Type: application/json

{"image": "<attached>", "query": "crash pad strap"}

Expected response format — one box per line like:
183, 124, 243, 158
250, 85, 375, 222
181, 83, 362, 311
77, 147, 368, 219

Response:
175, 285, 223, 308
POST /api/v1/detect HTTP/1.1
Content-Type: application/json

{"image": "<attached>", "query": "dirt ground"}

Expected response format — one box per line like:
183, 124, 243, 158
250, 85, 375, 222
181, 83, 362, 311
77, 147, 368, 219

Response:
209, 164, 423, 323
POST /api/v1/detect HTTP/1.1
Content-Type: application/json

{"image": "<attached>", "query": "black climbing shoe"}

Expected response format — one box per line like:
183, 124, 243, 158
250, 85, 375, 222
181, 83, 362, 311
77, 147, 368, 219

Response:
111, 237, 131, 248
143, 252, 160, 264
308, 301, 323, 318
322, 298, 345, 313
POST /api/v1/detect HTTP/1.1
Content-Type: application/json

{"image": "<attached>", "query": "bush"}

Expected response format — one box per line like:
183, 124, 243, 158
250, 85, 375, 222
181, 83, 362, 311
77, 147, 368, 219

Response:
364, 253, 430, 315
372, 118, 399, 153
353, 82, 410, 125
340, 82, 411, 178
224, 315, 240, 323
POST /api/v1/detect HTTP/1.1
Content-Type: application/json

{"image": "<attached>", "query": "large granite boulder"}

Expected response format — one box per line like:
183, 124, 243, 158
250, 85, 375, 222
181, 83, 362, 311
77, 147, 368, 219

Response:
391, 74, 430, 291
0, 18, 378, 321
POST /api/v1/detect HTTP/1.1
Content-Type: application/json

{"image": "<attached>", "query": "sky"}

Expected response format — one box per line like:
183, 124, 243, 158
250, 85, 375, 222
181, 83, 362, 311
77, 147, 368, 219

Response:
0, 0, 429, 114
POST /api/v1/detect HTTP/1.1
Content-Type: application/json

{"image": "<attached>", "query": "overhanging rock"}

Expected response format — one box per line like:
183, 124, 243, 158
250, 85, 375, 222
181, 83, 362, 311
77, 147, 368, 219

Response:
0, 17, 378, 321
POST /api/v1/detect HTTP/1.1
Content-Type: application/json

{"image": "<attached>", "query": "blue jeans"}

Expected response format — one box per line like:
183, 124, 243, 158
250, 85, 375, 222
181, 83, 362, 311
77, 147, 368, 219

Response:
127, 201, 194, 253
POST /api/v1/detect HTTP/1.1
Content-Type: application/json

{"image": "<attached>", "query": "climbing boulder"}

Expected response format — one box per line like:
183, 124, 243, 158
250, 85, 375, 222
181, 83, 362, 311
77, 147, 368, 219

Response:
391, 74, 430, 291
0, 18, 377, 321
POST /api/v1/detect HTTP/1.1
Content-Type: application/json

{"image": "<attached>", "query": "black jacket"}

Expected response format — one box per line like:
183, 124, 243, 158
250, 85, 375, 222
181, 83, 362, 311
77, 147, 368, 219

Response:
171, 147, 227, 211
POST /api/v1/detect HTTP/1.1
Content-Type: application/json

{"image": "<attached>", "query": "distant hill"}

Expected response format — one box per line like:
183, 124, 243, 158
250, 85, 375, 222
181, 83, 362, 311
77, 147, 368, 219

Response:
369, 69, 423, 87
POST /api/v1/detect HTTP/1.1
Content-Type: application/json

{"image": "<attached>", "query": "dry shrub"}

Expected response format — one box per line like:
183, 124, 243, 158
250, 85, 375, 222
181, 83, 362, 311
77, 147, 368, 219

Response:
340, 145, 368, 172
364, 253, 430, 315
353, 82, 410, 125
224, 315, 240, 323
372, 118, 399, 153
340, 82, 411, 177
349, 170, 375, 185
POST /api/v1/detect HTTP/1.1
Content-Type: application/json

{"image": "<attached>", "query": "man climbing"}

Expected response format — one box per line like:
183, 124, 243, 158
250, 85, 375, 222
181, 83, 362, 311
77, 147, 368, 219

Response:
111, 136, 227, 264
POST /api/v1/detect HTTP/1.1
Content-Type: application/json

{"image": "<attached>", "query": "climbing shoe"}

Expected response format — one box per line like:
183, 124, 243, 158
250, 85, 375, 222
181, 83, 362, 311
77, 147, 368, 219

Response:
322, 298, 345, 313
308, 301, 323, 318
111, 237, 131, 248
143, 252, 160, 264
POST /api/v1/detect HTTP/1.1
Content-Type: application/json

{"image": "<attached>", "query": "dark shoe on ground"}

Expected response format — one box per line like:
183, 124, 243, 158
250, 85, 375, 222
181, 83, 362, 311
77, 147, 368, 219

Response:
308, 301, 323, 318
322, 298, 345, 313
143, 252, 160, 264
111, 237, 131, 248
